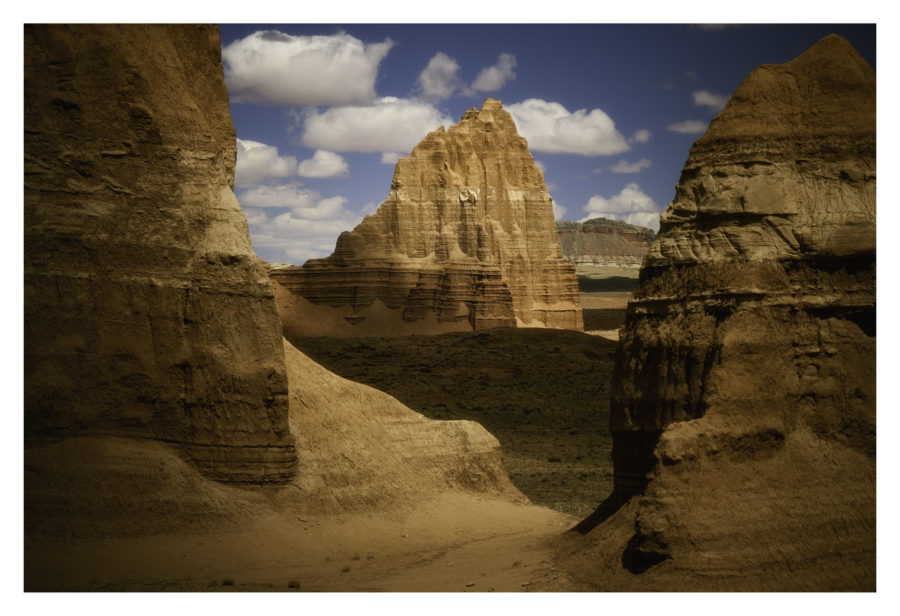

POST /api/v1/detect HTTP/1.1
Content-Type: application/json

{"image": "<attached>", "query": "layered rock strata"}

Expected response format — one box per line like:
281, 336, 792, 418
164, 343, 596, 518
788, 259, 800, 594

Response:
24, 24, 296, 483
24, 24, 524, 566
568, 35, 875, 590
556, 217, 655, 266
269, 99, 583, 337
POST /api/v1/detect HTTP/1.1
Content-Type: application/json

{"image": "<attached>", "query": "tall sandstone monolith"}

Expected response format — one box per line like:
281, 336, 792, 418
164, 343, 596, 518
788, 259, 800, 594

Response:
24, 25, 296, 483
565, 35, 875, 590
269, 99, 583, 337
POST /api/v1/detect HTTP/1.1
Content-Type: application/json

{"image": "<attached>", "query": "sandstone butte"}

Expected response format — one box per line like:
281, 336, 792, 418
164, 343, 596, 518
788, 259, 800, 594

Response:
267, 99, 584, 337
556, 217, 655, 267
25, 25, 568, 591
558, 34, 876, 591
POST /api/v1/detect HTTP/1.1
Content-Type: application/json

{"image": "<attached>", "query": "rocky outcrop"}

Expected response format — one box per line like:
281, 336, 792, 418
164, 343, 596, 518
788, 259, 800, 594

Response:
565, 35, 875, 590
269, 99, 583, 337
24, 24, 524, 557
24, 24, 296, 483
556, 217, 654, 266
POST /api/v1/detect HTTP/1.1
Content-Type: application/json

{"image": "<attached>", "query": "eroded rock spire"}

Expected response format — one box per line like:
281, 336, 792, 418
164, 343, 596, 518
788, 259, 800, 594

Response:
269, 98, 583, 336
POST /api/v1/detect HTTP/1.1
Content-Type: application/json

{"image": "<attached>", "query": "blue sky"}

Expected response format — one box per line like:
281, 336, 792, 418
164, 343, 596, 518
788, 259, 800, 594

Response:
217, 24, 876, 265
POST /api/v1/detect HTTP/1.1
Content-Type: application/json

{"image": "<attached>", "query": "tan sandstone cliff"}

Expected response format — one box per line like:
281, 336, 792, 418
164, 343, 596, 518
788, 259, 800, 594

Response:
561, 34, 876, 591
24, 24, 297, 484
24, 26, 527, 587
269, 99, 583, 337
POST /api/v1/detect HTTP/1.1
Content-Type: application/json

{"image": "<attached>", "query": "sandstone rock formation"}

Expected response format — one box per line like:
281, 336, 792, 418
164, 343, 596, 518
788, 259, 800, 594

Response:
556, 217, 654, 266
563, 34, 876, 590
269, 99, 583, 337
25, 25, 530, 588
24, 24, 296, 484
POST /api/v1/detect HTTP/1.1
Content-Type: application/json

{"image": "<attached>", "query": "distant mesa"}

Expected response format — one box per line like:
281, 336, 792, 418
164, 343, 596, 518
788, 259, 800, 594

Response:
565, 34, 876, 591
556, 217, 655, 267
268, 98, 583, 337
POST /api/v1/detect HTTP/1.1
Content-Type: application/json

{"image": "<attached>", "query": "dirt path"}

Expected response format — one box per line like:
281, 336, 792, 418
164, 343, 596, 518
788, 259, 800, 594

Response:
26, 494, 580, 592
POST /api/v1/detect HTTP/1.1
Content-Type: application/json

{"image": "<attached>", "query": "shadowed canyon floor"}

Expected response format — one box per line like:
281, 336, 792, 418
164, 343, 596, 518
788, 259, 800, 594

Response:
26, 486, 580, 592
289, 328, 618, 518
284, 264, 642, 520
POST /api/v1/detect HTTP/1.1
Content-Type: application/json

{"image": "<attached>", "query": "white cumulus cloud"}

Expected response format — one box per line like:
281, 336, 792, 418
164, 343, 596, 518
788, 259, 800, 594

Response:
607, 158, 652, 174
234, 139, 299, 188
472, 53, 517, 92
552, 201, 567, 221
582, 183, 661, 230
243, 207, 365, 265
418, 52, 465, 100
667, 119, 709, 134
381, 152, 403, 165
630, 129, 652, 143
693, 90, 729, 112
237, 186, 364, 264
222, 30, 394, 106
505, 99, 630, 156
300, 97, 453, 154
297, 150, 349, 178
238, 184, 319, 211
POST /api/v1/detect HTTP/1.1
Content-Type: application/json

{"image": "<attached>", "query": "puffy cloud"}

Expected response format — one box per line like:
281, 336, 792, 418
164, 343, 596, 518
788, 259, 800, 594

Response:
237, 185, 364, 264
381, 152, 403, 165
300, 97, 453, 154
607, 158, 652, 174
534, 160, 546, 172
418, 52, 465, 100
234, 139, 300, 188
667, 119, 709, 134
630, 129, 652, 143
552, 201, 567, 221
243, 207, 365, 265
505, 99, 630, 156
297, 150, 349, 178
693, 90, 729, 112
472, 53, 517, 92
222, 30, 394, 106
238, 184, 318, 210
581, 183, 661, 230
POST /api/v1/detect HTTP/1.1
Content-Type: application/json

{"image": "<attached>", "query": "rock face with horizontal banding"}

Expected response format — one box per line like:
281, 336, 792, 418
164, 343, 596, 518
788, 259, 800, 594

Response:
24, 24, 296, 484
565, 34, 875, 591
269, 98, 583, 337
556, 217, 655, 267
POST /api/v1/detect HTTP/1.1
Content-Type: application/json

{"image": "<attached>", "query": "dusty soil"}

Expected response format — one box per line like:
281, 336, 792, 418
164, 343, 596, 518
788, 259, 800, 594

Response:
26, 489, 581, 591
288, 328, 618, 518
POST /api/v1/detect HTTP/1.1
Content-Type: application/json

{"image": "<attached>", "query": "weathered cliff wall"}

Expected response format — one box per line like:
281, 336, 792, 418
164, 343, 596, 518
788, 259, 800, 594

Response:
269, 99, 583, 337
24, 24, 297, 483
556, 217, 654, 266
564, 34, 875, 590
24, 25, 524, 550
